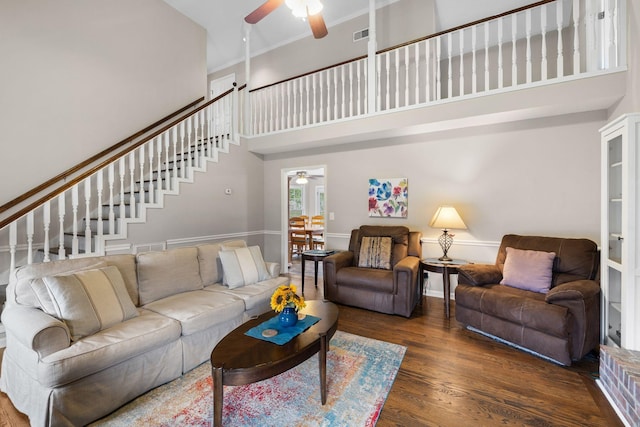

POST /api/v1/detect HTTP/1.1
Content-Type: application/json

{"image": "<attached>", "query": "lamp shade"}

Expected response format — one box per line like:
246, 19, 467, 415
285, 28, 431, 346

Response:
429, 206, 467, 230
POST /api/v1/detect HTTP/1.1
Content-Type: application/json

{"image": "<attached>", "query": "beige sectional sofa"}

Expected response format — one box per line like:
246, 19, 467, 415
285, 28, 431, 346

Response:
0, 240, 288, 426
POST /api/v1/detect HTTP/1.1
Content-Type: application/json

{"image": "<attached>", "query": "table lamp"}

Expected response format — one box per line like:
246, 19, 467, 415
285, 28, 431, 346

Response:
429, 206, 467, 261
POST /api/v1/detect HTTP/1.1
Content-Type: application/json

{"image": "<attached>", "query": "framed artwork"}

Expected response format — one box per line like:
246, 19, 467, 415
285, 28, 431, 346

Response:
368, 178, 408, 218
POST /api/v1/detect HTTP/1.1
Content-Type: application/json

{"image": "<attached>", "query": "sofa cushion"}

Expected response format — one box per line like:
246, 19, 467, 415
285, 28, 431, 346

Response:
11, 257, 108, 308
221, 239, 248, 250
205, 275, 289, 312
137, 247, 203, 305
104, 254, 138, 306
219, 246, 270, 289
358, 236, 393, 270
37, 309, 181, 388
38, 266, 138, 341
500, 247, 555, 293
142, 290, 245, 336
197, 243, 224, 286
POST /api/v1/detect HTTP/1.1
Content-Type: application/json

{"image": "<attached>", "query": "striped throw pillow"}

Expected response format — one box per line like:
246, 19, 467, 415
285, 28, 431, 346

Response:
358, 236, 393, 270
38, 266, 138, 341
219, 246, 271, 289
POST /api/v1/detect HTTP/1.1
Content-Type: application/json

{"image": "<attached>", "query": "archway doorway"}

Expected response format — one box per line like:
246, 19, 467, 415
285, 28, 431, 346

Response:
281, 166, 326, 273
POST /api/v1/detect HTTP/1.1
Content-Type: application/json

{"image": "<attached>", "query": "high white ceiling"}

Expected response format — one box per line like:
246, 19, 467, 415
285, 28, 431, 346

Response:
163, 0, 534, 74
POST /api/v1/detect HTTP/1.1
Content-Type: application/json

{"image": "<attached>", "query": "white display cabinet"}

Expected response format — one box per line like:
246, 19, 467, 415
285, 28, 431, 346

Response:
600, 113, 640, 350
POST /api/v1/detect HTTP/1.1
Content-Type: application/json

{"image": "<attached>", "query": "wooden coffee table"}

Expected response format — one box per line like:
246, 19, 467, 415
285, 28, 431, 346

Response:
210, 300, 339, 426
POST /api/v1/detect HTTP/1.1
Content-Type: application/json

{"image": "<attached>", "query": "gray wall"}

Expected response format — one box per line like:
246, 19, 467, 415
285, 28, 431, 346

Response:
0, 0, 207, 204
262, 111, 605, 272
122, 142, 266, 249
210, 0, 436, 89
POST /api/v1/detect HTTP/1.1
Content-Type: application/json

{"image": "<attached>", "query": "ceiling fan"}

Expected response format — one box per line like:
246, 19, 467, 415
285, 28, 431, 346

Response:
290, 170, 323, 184
244, 0, 328, 39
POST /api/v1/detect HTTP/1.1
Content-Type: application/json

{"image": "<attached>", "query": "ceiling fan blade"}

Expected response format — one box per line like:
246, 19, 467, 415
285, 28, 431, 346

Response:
244, 0, 285, 24
308, 11, 328, 39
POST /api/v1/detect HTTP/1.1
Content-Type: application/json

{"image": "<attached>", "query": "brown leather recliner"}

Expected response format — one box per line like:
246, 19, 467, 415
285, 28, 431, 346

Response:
323, 225, 422, 317
455, 234, 600, 365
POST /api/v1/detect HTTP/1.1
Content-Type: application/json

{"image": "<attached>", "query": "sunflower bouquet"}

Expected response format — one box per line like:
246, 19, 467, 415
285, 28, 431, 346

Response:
270, 284, 306, 312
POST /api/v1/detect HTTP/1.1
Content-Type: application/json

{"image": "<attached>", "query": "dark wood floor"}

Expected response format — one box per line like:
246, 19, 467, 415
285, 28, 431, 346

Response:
0, 268, 623, 426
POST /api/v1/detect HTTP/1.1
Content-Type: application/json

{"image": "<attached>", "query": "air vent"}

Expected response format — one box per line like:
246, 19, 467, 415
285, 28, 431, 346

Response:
353, 28, 369, 42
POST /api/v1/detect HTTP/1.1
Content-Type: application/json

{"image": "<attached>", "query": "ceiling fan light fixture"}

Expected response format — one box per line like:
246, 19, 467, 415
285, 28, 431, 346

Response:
295, 171, 309, 184
285, 0, 323, 18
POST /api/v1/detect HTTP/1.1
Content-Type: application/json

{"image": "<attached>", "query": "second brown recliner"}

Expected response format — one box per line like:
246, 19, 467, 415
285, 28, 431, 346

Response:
323, 225, 422, 317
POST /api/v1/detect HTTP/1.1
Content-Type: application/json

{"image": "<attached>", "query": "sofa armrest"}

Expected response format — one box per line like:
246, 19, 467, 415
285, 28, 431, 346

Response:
265, 261, 281, 278
1, 306, 71, 358
457, 264, 502, 286
545, 279, 600, 303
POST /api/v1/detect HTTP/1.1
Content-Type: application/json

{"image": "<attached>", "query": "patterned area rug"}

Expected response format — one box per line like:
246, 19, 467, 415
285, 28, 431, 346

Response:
91, 331, 406, 426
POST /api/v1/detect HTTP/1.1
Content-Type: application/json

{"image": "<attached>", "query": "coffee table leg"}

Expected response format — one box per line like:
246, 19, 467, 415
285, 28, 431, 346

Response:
212, 366, 223, 426
314, 259, 319, 288
319, 332, 327, 405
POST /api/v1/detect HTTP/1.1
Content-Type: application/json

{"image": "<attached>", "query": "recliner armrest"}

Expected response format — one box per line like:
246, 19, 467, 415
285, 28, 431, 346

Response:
394, 255, 419, 272
545, 279, 600, 303
457, 264, 502, 286
324, 251, 354, 272
1, 306, 71, 358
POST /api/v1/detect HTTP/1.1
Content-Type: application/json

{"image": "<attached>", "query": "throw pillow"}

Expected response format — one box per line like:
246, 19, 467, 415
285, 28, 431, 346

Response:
358, 236, 393, 270
219, 246, 271, 289
500, 247, 556, 293
136, 247, 203, 305
37, 266, 139, 341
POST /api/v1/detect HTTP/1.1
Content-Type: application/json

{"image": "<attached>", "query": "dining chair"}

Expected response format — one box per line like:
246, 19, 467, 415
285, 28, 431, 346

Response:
310, 215, 325, 249
289, 216, 308, 261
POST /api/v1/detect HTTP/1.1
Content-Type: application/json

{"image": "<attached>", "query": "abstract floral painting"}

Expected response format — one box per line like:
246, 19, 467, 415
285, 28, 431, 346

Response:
368, 178, 408, 217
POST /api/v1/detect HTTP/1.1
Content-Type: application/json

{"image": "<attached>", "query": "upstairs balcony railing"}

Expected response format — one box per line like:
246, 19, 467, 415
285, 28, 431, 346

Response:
243, 0, 626, 136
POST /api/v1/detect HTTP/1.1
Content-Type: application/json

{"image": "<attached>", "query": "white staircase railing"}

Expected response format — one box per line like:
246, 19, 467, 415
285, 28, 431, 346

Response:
0, 87, 237, 282
245, 0, 626, 135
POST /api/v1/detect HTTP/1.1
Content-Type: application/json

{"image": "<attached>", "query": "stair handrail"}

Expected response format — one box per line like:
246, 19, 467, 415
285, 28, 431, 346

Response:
0, 97, 204, 216
248, 0, 556, 93
0, 88, 235, 231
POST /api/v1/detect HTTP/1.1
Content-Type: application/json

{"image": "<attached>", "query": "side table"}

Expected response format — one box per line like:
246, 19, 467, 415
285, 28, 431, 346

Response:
301, 250, 336, 294
419, 258, 468, 318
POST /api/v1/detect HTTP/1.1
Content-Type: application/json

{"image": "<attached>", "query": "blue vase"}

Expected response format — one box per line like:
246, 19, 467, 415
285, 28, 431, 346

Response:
279, 307, 298, 327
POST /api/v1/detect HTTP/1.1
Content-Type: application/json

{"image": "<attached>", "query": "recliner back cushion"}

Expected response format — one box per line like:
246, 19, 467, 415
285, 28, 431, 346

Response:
354, 226, 409, 267
137, 247, 203, 305
496, 234, 599, 287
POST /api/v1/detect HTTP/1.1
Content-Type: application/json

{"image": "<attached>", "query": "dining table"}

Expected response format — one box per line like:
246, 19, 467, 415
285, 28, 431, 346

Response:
289, 226, 324, 250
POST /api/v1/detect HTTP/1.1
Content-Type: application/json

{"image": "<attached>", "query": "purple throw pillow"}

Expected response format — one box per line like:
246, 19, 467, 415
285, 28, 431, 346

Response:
500, 247, 556, 293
